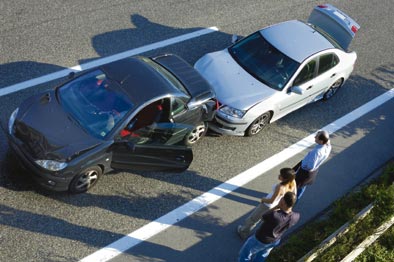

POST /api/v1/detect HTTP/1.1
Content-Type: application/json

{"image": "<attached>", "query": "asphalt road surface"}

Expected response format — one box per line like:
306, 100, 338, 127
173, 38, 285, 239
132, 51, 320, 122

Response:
1, 1, 393, 261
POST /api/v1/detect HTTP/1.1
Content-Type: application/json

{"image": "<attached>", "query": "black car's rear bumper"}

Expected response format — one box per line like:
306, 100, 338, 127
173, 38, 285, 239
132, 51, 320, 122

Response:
7, 135, 71, 191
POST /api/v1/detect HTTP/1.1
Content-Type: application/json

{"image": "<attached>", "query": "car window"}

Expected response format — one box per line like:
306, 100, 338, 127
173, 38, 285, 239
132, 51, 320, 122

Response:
293, 60, 317, 86
171, 97, 187, 116
229, 32, 300, 90
58, 70, 134, 139
119, 99, 173, 142
318, 53, 339, 75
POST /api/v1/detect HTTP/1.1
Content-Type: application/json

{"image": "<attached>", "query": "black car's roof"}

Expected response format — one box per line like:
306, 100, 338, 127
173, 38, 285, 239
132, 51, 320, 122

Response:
100, 56, 181, 105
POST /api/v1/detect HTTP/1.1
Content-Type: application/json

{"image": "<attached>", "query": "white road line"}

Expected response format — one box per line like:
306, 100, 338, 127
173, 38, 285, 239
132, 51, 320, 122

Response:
81, 88, 394, 262
0, 27, 219, 97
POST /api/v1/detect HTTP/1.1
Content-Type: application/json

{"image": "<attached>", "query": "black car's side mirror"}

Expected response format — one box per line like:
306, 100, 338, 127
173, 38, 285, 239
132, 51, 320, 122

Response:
231, 34, 240, 43
187, 90, 215, 110
68, 72, 76, 79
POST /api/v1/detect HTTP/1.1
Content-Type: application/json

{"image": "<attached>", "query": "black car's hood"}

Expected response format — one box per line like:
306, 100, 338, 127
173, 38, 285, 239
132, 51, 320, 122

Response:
14, 91, 102, 161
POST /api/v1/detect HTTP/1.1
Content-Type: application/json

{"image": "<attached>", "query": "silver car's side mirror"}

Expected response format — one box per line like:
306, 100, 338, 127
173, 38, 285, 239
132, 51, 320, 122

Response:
291, 86, 304, 95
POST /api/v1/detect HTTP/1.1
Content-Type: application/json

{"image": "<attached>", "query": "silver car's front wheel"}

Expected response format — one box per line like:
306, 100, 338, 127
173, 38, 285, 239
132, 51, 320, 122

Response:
245, 112, 271, 136
324, 78, 343, 100
185, 122, 207, 146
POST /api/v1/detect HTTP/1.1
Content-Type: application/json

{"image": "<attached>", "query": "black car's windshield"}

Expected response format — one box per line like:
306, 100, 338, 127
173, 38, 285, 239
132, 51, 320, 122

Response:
229, 32, 300, 90
58, 70, 134, 138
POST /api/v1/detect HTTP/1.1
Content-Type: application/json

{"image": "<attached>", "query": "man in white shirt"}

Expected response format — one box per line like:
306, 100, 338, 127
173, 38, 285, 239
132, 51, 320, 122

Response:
294, 130, 331, 199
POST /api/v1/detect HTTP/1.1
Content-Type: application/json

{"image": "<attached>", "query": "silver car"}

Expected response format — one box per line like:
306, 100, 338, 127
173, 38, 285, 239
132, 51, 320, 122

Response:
195, 4, 360, 136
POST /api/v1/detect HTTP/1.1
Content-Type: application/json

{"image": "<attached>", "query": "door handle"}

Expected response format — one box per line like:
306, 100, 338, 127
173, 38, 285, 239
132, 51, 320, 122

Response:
330, 73, 337, 78
306, 85, 313, 90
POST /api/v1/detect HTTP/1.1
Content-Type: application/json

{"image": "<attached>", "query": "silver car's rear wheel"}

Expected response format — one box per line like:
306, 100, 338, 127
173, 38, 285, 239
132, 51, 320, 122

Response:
323, 78, 343, 100
184, 122, 207, 146
245, 112, 271, 136
69, 166, 102, 193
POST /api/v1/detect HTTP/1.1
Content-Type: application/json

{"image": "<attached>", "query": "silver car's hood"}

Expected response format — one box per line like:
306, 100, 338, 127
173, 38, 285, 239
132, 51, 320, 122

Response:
195, 49, 276, 110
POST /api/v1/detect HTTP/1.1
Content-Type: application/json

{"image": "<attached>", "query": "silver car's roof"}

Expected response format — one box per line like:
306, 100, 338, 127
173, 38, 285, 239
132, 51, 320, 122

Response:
260, 20, 334, 63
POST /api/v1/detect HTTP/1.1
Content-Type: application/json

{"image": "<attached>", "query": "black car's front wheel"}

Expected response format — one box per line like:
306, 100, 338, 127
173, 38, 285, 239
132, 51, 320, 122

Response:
69, 166, 102, 193
184, 122, 207, 146
323, 78, 343, 100
245, 112, 271, 136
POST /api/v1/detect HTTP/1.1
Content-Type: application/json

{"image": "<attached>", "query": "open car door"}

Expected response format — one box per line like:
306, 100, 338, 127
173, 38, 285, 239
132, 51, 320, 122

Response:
111, 122, 193, 172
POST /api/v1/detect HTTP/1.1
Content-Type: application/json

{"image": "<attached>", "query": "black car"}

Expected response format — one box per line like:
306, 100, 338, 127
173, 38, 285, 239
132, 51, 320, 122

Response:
7, 54, 216, 193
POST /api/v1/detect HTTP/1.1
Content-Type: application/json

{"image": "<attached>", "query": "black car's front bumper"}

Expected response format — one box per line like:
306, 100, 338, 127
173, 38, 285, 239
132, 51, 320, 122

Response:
7, 135, 72, 191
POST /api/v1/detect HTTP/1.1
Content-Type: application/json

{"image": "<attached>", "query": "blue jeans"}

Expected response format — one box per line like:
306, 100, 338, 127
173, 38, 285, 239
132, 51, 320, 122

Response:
238, 235, 280, 262
297, 186, 306, 200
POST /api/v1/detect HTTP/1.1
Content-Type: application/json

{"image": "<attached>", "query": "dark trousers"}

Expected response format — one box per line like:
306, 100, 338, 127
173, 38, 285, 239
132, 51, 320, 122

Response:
293, 161, 317, 200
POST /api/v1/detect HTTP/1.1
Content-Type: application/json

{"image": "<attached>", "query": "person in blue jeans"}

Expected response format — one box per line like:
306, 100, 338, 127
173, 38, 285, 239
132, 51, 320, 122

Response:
238, 192, 300, 262
294, 130, 331, 199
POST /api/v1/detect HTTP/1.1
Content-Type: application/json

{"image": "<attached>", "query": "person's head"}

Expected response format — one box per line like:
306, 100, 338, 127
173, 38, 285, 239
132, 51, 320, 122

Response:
279, 168, 295, 185
280, 192, 297, 210
315, 130, 329, 145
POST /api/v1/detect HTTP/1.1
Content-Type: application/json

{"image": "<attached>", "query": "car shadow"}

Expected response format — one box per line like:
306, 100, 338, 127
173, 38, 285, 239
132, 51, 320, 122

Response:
234, 63, 394, 145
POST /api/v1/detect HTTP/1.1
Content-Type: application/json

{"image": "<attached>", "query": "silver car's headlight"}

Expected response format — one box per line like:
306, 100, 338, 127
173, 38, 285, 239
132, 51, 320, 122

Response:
35, 160, 67, 171
8, 108, 19, 134
219, 105, 246, 118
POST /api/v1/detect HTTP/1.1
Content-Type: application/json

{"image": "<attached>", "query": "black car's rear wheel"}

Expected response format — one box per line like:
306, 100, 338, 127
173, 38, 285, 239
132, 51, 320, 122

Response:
245, 112, 271, 136
323, 78, 343, 100
69, 166, 102, 193
184, 122, 207, 146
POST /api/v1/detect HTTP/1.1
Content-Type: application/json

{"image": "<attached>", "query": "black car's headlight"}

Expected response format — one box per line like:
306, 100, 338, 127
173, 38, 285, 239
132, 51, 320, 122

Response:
219, 105, 246, 118
35, 160, 67, 171
8, 108, 19, 134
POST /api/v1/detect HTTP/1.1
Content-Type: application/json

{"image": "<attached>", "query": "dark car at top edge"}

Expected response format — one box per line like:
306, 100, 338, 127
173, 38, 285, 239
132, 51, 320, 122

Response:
7, 54, 216, 193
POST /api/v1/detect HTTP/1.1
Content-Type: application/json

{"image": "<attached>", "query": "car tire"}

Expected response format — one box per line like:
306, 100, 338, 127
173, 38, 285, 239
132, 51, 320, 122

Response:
245, 112, 271, 136
323, 78, 343, 100
184, 122, 207, 146
69, 166, 102, 193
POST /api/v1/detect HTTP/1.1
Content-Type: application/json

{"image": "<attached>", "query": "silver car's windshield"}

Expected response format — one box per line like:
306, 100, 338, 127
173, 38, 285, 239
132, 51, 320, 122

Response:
58, 70, 134, 138
229, 32, 300, 90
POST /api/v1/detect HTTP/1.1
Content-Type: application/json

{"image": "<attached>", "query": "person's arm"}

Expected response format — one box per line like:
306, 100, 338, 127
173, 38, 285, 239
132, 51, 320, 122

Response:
261, 184, 282, 204
292, 181, 297, 196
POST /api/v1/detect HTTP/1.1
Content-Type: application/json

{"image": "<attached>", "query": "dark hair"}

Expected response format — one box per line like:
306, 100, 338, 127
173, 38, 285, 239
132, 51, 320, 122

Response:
283, 192, 297, 208
280, 168, 296, 185
317, 130, 329, 144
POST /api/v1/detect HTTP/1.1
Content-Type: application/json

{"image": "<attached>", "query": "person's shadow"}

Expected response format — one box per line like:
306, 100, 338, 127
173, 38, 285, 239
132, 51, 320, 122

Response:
87, 14, 231, 65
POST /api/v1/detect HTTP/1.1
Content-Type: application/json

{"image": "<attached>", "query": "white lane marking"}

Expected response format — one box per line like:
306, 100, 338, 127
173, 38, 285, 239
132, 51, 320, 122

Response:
81, 88, 394, 262
0, 27, 219, 97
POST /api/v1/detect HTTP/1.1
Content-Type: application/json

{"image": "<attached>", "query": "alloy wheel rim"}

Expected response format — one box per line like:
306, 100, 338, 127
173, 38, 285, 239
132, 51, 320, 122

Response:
76, 170, 98, 190
326, 80, 342, 99
250, 115, 269, 135
187, 124, 206, 144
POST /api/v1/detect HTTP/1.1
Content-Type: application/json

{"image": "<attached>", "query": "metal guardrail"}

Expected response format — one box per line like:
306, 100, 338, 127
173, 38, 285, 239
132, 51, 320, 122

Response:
297, 203, 374, 262
340, 214, 394, 262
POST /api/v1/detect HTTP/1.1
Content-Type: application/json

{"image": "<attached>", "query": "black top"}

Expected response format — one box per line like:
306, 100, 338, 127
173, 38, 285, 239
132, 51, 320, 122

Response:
255, 209, 300, 244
